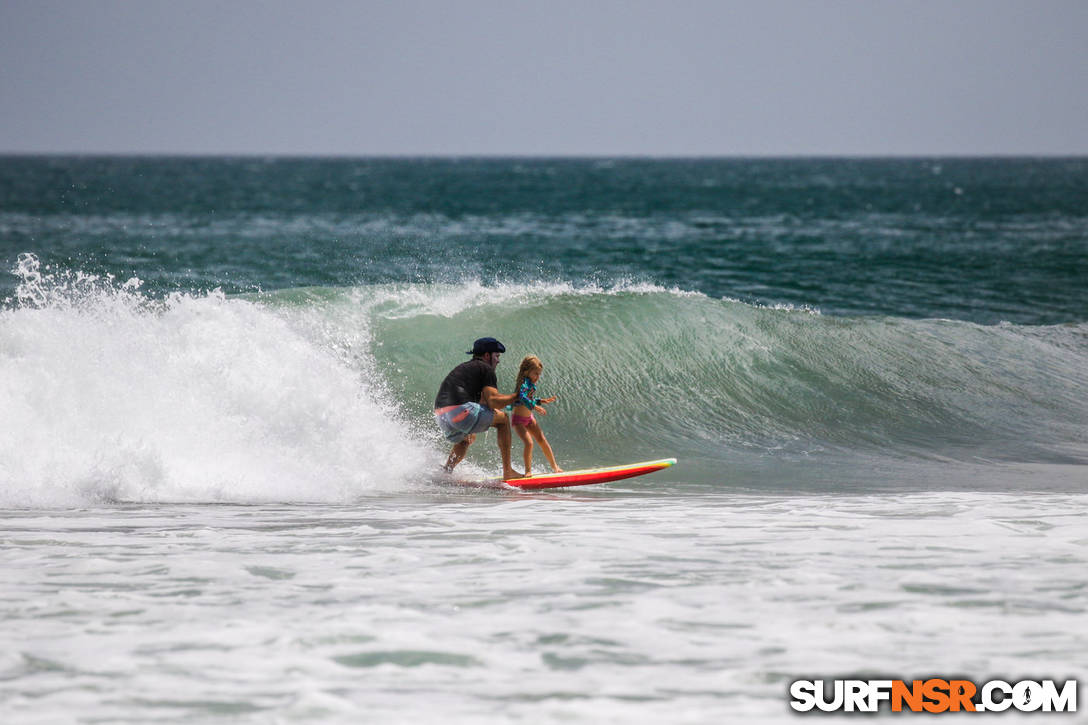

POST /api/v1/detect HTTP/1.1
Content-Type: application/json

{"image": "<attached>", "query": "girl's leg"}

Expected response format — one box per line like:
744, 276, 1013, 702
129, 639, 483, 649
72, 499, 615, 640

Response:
529, 423, 562, 472
514, 424, 534, 474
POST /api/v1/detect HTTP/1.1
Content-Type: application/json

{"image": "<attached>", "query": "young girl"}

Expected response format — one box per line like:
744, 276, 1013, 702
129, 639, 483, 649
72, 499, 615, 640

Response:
511, 356, 561, 475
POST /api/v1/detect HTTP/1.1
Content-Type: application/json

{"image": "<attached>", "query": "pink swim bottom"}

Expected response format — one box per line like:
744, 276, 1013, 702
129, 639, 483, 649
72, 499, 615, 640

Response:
512, 414, 536, 427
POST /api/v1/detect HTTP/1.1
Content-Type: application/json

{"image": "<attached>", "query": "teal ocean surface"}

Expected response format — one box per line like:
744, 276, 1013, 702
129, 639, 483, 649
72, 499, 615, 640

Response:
3, 157, 1087, 323
1, 157, 1086, 722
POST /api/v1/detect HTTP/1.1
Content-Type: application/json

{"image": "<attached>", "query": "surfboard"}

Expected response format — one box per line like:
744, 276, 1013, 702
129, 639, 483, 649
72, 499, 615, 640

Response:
470, 458, 676, 490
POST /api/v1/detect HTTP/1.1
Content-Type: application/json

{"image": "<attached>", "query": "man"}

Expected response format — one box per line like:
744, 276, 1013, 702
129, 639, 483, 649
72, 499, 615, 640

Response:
434, 337, 523, 479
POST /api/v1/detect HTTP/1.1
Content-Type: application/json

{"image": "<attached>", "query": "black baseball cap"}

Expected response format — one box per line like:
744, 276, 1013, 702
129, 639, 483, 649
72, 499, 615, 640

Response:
467, 337, 506, 355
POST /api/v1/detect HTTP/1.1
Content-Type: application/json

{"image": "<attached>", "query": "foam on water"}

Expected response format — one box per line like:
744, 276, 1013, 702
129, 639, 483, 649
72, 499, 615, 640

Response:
2, 492, 1085, 722
0, 255, 433, 507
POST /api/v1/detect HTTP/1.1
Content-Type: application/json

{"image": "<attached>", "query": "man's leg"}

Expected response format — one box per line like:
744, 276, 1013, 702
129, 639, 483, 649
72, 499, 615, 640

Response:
491, 410, 523, 480
444, 434, 475, 473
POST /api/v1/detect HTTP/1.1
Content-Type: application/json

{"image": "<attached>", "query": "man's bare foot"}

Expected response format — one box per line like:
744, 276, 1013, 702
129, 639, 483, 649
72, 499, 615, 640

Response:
503, 468, 525, 480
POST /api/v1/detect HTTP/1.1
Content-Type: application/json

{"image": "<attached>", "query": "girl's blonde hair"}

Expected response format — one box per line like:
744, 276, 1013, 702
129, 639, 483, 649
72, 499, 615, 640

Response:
514, 355, 543, 397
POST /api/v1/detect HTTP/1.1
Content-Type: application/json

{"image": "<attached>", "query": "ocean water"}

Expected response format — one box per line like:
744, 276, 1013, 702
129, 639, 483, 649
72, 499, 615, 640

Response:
1, 157, 1086, 722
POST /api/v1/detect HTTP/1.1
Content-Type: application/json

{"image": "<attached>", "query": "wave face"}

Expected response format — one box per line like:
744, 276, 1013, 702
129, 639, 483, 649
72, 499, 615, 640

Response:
3, 256, 1086, 506
364, 281, 1088, 478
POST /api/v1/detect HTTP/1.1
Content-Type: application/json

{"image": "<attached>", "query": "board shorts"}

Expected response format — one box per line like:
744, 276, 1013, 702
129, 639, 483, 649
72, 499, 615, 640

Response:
435, 402, 494, 443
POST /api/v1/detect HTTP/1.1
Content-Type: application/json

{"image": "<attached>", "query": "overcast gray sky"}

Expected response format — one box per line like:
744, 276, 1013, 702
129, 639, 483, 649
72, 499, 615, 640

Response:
1, 0, 1085, 156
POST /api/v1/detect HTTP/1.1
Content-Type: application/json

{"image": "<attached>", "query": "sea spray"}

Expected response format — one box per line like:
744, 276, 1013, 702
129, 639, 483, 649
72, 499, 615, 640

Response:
0, 255, 434, 507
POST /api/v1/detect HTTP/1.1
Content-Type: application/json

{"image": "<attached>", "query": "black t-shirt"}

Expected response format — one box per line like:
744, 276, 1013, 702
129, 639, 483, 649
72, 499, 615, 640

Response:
434, 359, 498, 408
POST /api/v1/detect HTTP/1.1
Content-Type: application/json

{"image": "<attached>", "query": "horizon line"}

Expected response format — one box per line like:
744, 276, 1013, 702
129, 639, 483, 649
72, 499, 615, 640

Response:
3, 150, 1087, 161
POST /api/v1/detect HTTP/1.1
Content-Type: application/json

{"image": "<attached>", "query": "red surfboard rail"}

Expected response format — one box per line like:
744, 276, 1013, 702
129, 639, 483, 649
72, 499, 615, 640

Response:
503, 458, 676, 490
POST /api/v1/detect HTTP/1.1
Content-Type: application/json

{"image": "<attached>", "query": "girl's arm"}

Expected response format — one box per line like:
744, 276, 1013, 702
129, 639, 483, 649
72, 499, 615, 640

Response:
534, 394, 557, 415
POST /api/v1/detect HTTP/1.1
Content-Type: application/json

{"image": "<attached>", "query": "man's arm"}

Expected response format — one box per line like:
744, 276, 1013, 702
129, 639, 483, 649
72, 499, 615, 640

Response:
480, 386, 518, 410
